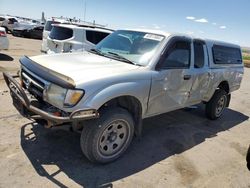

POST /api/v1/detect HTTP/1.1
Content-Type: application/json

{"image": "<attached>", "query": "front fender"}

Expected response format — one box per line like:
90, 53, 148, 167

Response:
82, 81, 151, 116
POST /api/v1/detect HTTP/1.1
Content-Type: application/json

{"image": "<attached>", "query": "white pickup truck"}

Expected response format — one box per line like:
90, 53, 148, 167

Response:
3, 29, 244, 163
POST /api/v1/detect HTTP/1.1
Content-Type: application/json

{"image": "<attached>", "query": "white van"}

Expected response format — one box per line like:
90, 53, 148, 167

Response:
47, 24, 113, 53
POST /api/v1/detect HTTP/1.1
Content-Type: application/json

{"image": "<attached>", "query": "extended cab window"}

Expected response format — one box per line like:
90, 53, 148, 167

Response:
213, 45, 242, 64
49, 26, 73, 40
194, 42, 205, 68
86, 30, 110, 45
160, 41, 190, 69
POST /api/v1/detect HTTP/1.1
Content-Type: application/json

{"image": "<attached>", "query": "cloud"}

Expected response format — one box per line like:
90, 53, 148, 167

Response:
212, 22, 217, 25
195, 18, 208, 23
220, 26, 227, 29
153, 24, 160, 29
186, 31, 194, 35
186, 16, 195, 20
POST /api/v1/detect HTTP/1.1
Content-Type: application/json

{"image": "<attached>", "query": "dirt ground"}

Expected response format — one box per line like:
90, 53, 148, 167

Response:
0, 35, 250, 188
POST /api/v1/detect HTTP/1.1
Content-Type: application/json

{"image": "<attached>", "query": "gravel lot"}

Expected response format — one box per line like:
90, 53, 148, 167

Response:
0, 35, 250, 188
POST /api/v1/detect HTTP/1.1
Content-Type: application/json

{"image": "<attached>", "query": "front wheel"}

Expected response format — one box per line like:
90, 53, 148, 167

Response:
80, 107, 134, 163
205, 89, 228, 120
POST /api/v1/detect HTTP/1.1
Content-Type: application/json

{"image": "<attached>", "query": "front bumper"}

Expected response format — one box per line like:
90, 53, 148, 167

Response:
3, 72, 99, 124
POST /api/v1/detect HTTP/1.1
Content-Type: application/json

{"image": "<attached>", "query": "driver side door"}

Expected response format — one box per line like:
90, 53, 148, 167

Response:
147, 37, 194, 116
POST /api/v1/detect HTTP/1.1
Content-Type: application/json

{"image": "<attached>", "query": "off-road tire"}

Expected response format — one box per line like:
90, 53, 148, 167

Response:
80, 107, 134, 163
205, 89, 228, 120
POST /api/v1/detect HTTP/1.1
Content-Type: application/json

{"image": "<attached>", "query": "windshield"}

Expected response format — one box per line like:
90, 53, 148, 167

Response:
95, 30, 165, 66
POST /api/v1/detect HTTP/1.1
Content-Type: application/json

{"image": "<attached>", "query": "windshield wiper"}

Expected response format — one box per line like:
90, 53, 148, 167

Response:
88, 49, 104, 56
107, 52, 139, 66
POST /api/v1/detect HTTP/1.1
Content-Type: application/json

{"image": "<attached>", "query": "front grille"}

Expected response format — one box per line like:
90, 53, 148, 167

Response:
21, 69, 45, 98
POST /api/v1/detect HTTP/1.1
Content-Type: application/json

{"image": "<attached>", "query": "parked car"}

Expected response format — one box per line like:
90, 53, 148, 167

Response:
41, 18, 70, 53
0, 27, 9, 50
47, 24, 112, 53
0, 15, 18, 33
13, 25, 44, 40
3, 29, 244, 163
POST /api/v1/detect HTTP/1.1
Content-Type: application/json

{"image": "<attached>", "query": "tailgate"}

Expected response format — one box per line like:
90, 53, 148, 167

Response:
47, 38, 64, 53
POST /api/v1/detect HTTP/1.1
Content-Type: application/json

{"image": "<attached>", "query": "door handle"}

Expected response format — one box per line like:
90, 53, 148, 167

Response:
183, 75, 191, 80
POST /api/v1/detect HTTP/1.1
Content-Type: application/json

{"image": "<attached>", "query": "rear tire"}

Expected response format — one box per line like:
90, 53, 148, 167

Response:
205, 89, 228, 120
80, 107, 134, 163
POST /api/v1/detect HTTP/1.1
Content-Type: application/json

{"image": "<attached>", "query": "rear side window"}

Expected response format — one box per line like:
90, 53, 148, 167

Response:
194, 42, 205, 68
44, 21, 60, 31
49, 26, 73, 40
86, 30, 110, 44
213, 45, 242, 64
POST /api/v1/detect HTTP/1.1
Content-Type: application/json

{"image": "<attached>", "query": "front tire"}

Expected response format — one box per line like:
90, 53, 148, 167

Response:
205, 89, 228, 120
80, 107, 134, 163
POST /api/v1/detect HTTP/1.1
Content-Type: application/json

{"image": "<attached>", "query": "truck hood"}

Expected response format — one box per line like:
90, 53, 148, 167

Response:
29, 51, 140, 85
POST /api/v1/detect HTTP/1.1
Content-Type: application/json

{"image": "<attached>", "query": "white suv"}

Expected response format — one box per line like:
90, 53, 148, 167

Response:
0, 16, 19, 33
41, 18, 70, 53
47, 24, 113, 53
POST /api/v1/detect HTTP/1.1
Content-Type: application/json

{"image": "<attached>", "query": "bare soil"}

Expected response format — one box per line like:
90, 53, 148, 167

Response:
0, 35, 249, 188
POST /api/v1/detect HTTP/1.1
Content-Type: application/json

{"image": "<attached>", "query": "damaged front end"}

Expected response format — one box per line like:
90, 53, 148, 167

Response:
3, 67, 99, 129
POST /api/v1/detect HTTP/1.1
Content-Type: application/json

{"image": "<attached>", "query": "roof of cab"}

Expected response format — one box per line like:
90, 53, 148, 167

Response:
121, 28, 171, 37
121, 28, 241, 48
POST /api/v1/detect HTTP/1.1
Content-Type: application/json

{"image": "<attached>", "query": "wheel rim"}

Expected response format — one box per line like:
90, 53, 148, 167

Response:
98, 119, 130, 157
215, 95, 226, 117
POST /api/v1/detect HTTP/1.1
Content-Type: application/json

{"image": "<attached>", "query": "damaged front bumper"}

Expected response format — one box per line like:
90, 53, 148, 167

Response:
3, 72, 99, 126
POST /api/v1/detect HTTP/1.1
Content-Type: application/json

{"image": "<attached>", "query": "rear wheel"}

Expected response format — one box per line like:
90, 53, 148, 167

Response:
205, 89, 228, 120
80, 107, 134, 163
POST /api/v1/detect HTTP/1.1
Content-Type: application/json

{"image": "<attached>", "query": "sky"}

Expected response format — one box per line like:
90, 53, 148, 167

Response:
0, 0, 250, 46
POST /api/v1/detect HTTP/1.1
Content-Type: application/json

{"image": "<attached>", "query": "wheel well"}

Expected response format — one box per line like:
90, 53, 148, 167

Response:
99, 96, 143, 136
217, 81, 231, 107
218, 81, 229, 94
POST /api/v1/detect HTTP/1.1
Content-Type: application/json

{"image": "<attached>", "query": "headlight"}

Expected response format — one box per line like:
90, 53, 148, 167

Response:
43, 84, 84, 108
64, 89, 84, 107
